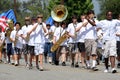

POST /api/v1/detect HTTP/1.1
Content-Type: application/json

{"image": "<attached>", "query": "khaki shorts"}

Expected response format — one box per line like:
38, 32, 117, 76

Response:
103, 40, 117, 58
68, 43, 78, 54
56, 45, 69, 54
85, 39, 97, 56
34, 43, 44, 55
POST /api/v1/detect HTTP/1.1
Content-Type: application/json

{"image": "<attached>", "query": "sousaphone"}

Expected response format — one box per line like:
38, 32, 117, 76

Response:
51, 5, 68, 22
51, 5, 68, 52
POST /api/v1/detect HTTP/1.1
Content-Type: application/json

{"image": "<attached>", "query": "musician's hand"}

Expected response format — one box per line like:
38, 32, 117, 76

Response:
85, 15, 90, 20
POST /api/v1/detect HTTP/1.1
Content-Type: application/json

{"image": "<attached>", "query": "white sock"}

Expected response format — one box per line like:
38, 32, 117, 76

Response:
15, 61, 18, 64
11, 60, 14, 63
86, 60, 90, 66
118, 61, 120, 64
92, 60, 96, 67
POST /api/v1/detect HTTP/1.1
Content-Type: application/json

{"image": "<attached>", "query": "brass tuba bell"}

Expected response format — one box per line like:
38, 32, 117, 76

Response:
51, 5, 68, 22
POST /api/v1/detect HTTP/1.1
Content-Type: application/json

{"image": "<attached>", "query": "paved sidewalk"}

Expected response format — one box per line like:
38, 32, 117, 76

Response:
0, 59, 120, 80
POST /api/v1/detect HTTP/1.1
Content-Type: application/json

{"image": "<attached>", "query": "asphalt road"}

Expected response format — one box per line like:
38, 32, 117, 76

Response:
0, 59, 120, 80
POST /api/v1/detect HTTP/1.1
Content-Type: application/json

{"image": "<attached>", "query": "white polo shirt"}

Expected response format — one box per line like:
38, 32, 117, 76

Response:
84, 19, 98, 40
0, 32, 5, 42
67, 23, 77, 43
27, 24, 35, 46
44, 28, 52, 43
21, 25, 30, 44
96, 19, 120, 40
34, 23, 46, 44
54, 27, 67, 46
76, 22, 86, 43
10, 30, 23, 48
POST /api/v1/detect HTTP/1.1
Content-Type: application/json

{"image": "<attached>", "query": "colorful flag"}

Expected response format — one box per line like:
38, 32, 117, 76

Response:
46, 16, 54, 26
0, 9, 17, 31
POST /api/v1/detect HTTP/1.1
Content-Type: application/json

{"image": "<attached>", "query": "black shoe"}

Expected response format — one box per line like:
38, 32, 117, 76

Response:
40, 68, 44, 71
15, 64, 18, 66
36, 65, 40, 70
39, 66, 44, 71
71, 63, 74, 67
62, 62, 66, 66
75, 63, 79, 68
91, 67, 98, 71
0, 60, 3, 63
11, 63, 14, 65
117, 63, 120, 68
55, 61, 59, 65
29, 64, 33, 69
111, 69, 117, 73
96, 59, 100, 65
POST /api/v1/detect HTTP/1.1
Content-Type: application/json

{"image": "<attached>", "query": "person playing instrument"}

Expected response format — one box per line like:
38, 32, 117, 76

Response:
50, 21, 60, 65
76, 14, 88, 68
84, 10, 99, 71
27, 17, 36, 69
5, 21, 14, 65
116, 14, 120, 68
44, 23, 53, 63
27, 14, 47, 71
89, 11, 120, 73
21, 16, 31, 67
10, 22, 23, 66
0, 27, 5, 63
53, 21, 68, 66
67, 15, 80, 67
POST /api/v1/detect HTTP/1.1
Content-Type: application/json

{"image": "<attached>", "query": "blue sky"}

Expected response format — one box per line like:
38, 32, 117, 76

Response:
92, 0, 100, 15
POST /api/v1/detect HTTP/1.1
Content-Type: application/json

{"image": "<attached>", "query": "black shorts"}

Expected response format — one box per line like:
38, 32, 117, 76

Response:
77, 42, 85, 53
22, 44, 29, 54
117, 41, 120, 56
2, 48, 6, 53
28, 45, 34, 55
7, 43, 14, 55
14, 47, 22, 55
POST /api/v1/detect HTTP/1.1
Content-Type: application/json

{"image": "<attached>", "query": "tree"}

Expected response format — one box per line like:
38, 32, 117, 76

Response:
0, 0, 23, 24
22, 0, 49, 20
47, 0, 94, 23
98, 0, 120, 19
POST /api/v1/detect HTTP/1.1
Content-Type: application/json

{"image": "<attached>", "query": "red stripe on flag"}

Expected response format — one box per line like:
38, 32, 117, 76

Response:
0, 17, 8, 32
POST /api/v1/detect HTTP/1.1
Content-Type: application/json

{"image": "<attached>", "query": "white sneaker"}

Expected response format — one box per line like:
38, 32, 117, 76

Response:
26, 63, 29, 68
14, 61, 18, 66
111, 68, 117, 73
104, 69, 109, 73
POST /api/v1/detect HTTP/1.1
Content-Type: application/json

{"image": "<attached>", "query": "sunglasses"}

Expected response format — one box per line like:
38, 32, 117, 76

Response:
37, 17, 43, 18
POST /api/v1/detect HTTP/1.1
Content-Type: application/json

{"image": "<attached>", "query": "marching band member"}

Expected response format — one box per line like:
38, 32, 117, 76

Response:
51, 21, 59, 65
21, 16, 31, 67
44, 23, 53, 63
116, 14, 120, 68
67, 15, 79, 67
10, 22, 23, 66
91, 11, 120, 73
53, 21, 68, 66
27, 17, 36, 69
5, 22, 14, 64
28, 14, 47, 71
0, 27, 5, 63
84, 10, 99, 71
76, 15, 87, 68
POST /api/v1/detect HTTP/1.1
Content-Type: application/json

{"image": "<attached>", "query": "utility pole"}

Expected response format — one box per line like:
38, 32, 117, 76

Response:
61, 0, 64, 5
14, 0, 17, 19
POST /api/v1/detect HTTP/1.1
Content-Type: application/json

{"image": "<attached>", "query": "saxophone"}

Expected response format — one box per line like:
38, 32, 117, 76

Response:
6, 20, 14, 41
14, 31, 19, 46
51, 31, 68, 52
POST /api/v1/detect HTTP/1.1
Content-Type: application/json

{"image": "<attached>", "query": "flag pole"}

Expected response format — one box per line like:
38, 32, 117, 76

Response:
14, 0, 17, 20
